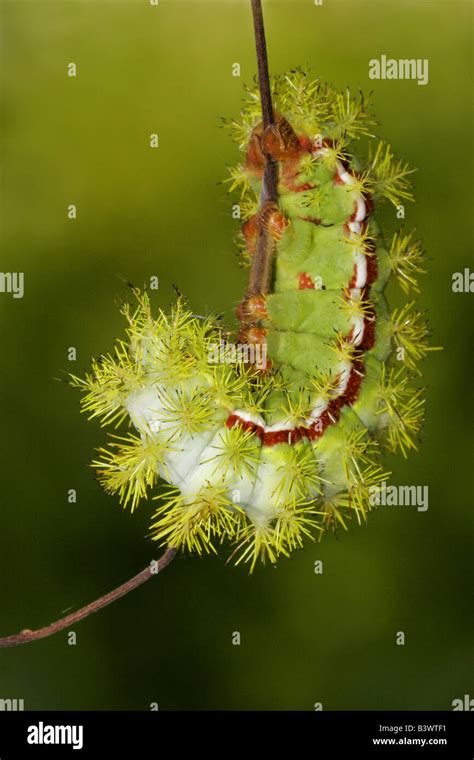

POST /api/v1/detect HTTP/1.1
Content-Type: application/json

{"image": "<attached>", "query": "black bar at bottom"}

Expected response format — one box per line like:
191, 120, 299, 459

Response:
0, 710, 472, 757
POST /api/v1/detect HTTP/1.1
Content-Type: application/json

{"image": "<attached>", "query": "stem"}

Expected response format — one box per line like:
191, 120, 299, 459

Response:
0, 548, 176, 649
251, 0, 274, 133
0, 2, 275, 650
246, 0, 278, 298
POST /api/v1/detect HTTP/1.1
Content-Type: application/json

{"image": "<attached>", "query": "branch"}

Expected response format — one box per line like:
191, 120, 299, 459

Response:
0, 2, 274, 651
0, 548, 176, 649
246, 0, 278, 298
251, 0, 274, 134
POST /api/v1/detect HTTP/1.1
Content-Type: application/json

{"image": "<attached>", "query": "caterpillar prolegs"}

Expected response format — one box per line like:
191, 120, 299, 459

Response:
73, 70, 434, 570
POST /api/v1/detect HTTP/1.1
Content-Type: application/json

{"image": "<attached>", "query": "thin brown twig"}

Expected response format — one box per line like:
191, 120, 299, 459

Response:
246, 0, 279, 298
0, 548, 176, 649
0, 1, 276, 651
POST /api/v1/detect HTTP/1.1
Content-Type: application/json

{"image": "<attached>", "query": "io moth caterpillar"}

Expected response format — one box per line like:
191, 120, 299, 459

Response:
71, 68, 435, 571
0, 0, 443, 655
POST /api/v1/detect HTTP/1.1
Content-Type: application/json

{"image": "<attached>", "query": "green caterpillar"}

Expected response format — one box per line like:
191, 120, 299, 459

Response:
72, 70, 434, 570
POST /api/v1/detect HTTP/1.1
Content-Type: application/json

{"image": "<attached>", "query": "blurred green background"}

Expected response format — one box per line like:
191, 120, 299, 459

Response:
0, 0, 472, 710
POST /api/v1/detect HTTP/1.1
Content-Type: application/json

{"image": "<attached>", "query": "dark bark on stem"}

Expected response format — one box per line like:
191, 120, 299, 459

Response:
246, 0, 279, 298
0, 548, 176, 649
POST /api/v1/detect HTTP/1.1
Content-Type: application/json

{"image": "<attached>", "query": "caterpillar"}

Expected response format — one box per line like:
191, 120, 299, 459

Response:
71, 67, 435, 571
